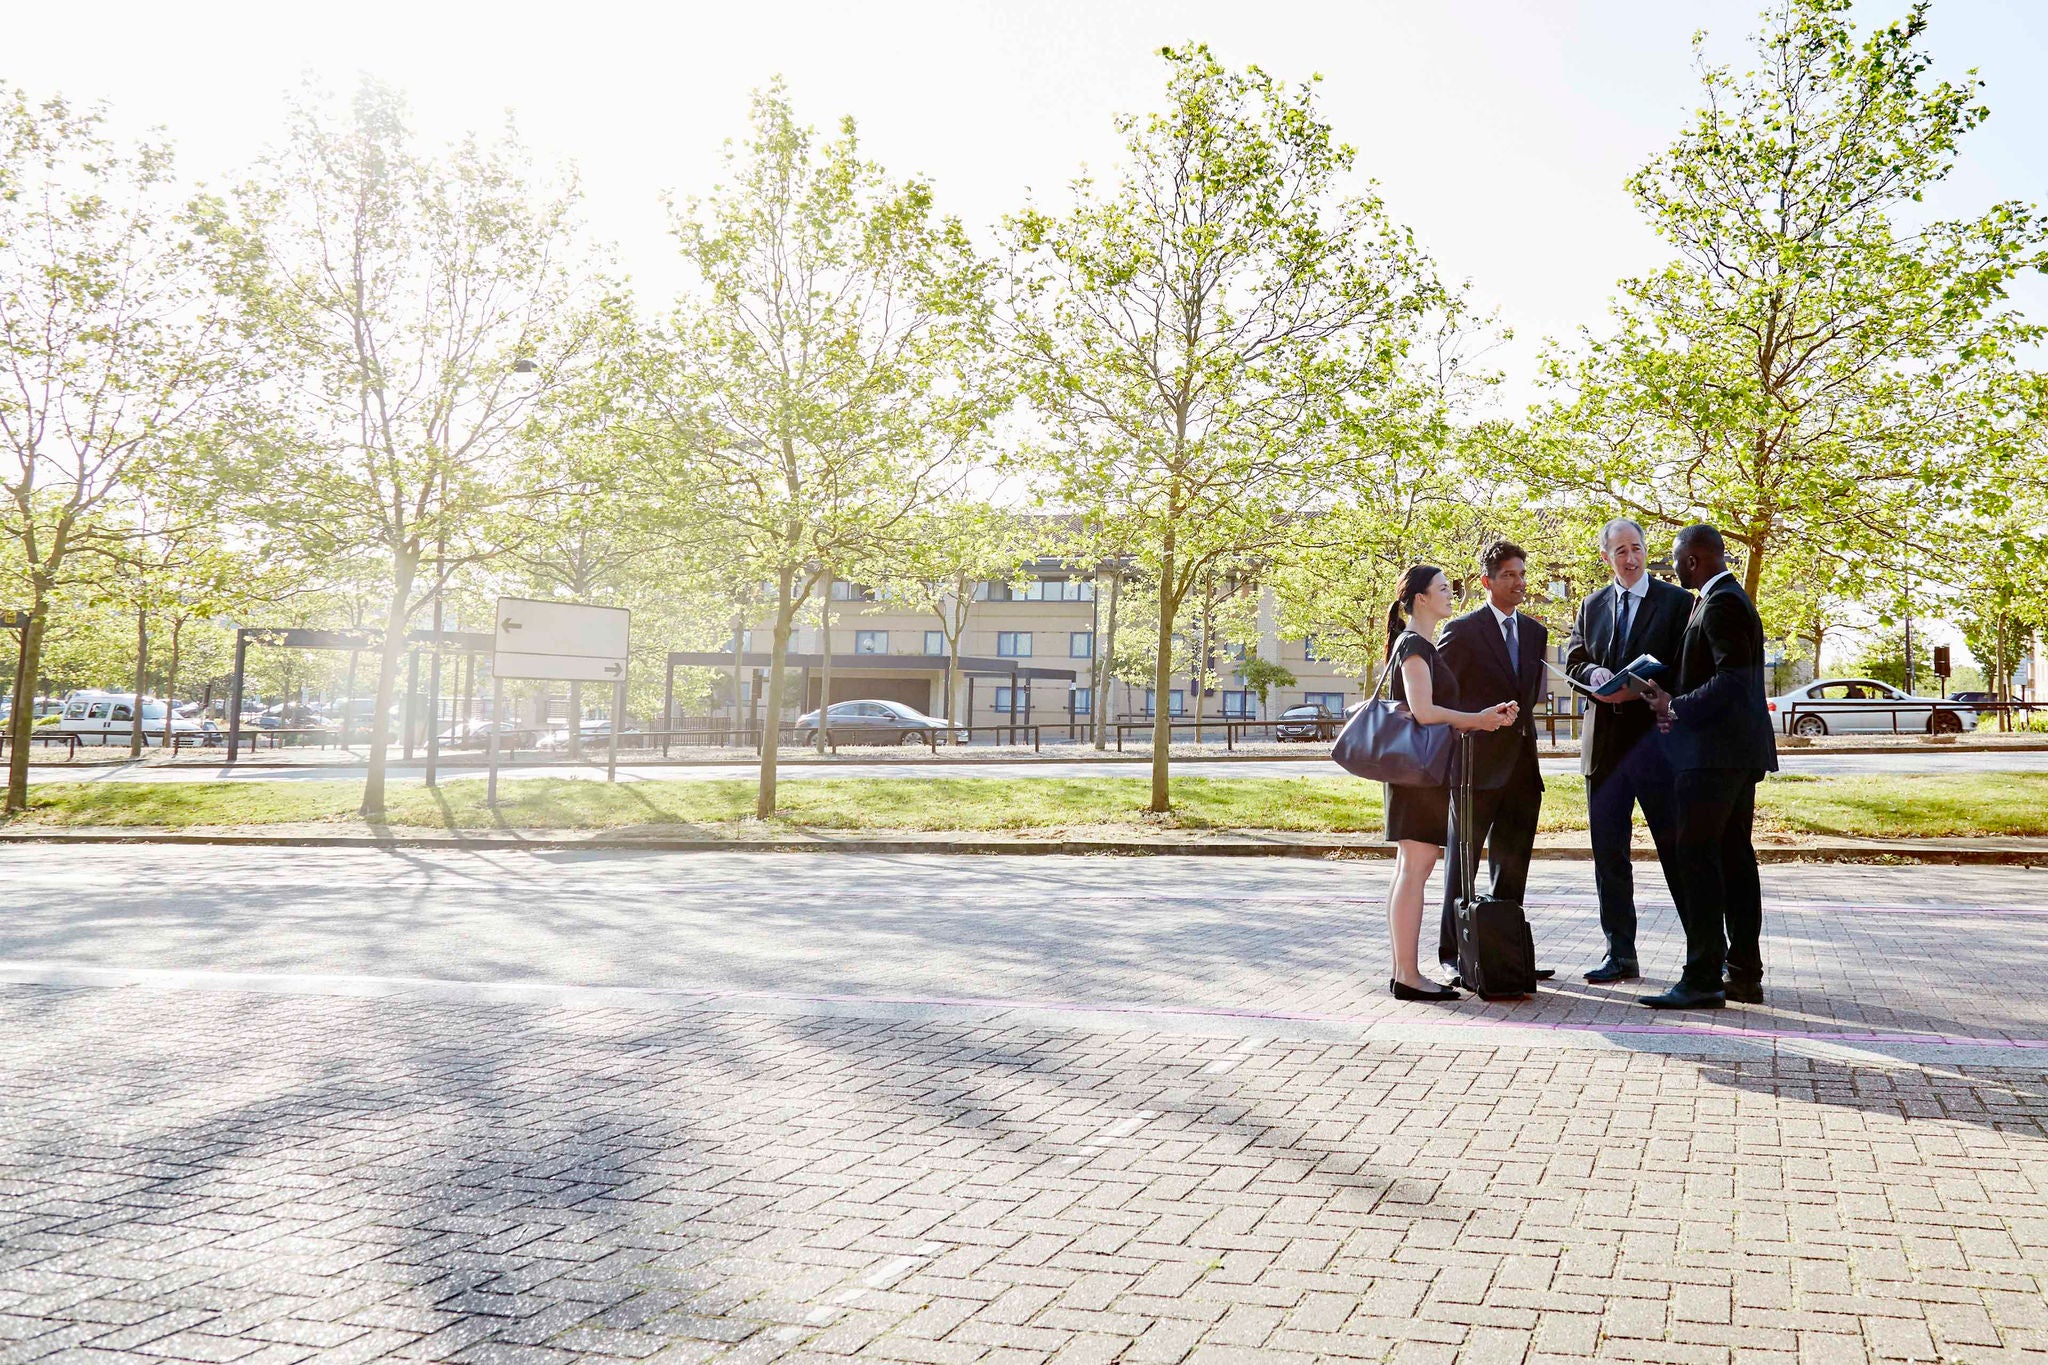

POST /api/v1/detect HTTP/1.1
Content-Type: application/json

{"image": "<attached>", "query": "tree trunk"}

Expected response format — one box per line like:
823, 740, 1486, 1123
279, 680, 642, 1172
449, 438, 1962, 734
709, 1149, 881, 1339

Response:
1095, 568, 1120, 751
815, 588, 834, 754
757, 568, 796, 817
1741, 534, 1765, 598
947, 571, 968, 724
568, 680, 583, 762
1150, 547, 1176, 813
4, 589, 50, 814
1193, 575, 1212, 747
162, 617, 185, 749
127, 605, 149, 756
361, 551, 418, 817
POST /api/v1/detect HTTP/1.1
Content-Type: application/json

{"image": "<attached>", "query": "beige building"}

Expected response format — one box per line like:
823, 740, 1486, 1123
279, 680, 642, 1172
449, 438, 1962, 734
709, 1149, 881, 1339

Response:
687, 560, 1582, 739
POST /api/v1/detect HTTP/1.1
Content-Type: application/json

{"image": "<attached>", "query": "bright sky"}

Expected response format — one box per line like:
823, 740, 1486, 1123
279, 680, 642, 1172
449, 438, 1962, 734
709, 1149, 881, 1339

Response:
19, 0, 2046, 412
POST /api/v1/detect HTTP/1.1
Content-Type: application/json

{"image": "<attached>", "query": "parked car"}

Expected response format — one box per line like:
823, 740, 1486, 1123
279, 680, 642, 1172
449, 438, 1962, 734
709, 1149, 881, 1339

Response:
1947, 690, 1997, 706
1275, 703, 1341, 742
435, 719, 538, 750
1764, 677, 1976, 737
56, 691, 218, 746
794, 699, 964, 747
0, 696, 63, 723
256, 702, 335, 731
535, 720, 641, 752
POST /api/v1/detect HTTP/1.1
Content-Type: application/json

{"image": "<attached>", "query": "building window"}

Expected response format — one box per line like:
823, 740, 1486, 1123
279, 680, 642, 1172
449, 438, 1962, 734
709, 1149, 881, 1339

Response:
723, 630, 756, 653
924, 630, 946, 656
1070, 631, 1094, 659
1225, 642, 1247, 661
1303, 636, 1324, 661
1071, 688, 1092, 715
1142, 689, 1187, 717
974, 577, 1097, 602
1221, 690, 1255, 718
854, 631, 888, 654
993, 686, 1029, 714
1303, 691, 1345, 713
829, 581, 878, 601
997, 632, 1032, 658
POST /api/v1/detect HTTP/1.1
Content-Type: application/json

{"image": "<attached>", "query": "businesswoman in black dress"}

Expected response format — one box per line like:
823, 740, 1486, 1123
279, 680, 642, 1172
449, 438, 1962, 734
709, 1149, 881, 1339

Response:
1382, 565, 1519, 1001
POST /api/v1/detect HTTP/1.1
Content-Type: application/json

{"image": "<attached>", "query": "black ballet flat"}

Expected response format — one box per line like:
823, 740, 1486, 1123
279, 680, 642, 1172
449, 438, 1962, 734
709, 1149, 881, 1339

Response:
1389, 978, 1462, 1002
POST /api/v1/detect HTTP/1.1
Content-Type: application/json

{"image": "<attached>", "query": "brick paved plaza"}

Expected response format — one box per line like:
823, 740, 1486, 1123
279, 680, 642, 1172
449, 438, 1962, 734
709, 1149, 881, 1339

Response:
3, 848, 2047, 1364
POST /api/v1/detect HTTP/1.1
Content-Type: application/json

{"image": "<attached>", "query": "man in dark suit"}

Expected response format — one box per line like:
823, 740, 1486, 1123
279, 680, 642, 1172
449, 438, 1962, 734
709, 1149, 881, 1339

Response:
1564, 517, 1690, 983
1638, 524, 1780, 1009
1437, 540, 1551, 974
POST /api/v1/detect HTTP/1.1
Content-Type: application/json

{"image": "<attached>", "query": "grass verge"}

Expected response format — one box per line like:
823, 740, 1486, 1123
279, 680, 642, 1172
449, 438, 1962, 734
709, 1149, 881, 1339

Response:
6, 772, 2047, 839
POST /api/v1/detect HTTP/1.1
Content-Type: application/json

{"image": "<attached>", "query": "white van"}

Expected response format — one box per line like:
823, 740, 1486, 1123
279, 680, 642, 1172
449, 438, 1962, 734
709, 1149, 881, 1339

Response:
58, 691, 217, 747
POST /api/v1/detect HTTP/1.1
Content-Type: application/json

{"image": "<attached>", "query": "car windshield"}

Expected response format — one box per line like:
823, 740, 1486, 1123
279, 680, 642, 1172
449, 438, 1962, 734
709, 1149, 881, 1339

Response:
1282, 706, 1320, 718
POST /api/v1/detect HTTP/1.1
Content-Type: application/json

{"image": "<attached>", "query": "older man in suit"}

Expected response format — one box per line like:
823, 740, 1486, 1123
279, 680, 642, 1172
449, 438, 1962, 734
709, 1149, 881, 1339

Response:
1437, 540, 1552, 976
1564, 517, 1690, 983
1638, 524, 1780, 1009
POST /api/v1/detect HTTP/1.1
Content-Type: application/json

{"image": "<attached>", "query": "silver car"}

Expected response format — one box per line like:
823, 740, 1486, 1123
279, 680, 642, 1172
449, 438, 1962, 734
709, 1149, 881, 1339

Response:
1766, 677, 1975, 737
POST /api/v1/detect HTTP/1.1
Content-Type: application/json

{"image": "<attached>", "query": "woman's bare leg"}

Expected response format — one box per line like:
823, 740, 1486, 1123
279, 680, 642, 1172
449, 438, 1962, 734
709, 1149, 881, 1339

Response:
1387, 839, 1442, 989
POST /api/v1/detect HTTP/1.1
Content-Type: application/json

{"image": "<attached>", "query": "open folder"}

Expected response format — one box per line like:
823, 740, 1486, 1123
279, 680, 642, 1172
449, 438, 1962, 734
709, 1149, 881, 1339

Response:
1547, 654, 1668, 703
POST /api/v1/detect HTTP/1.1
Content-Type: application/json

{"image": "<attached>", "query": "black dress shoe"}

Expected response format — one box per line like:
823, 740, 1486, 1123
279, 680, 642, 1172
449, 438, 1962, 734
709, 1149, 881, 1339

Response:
1535, 968, 1555, 981
1390, 977, 1462, 1002
1638, 983, 1725, 1010
1585, 959, 1641, 984
1723, 978, 1764, 1004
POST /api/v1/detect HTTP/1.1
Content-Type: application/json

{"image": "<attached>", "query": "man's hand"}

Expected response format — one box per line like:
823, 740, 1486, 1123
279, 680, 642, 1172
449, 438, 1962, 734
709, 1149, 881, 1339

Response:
1637, 679, 1674, 732
1586, 666, 1615, 690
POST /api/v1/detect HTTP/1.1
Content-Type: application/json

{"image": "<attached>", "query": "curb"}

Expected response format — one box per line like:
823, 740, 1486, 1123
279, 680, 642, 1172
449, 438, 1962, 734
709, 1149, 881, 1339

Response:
3, 829, 2044, 865
50, 739, 2048, 774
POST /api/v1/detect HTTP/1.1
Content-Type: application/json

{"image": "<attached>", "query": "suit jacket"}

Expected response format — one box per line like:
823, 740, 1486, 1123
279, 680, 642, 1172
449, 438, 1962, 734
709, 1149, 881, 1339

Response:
1437, 604, 1548, 791
1666, 576, 1780, 774
1565, 576, 1689, 782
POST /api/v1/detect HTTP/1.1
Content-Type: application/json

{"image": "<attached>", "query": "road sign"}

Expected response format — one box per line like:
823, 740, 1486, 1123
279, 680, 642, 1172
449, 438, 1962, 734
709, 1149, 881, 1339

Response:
492, 597, 630, 682
1934, 645, 1951, 678
0, 608, 29, 630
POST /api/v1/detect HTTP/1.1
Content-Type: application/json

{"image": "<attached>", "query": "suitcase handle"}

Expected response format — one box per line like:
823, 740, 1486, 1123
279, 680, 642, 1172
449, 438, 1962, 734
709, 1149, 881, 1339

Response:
1457, 731, 1476, 904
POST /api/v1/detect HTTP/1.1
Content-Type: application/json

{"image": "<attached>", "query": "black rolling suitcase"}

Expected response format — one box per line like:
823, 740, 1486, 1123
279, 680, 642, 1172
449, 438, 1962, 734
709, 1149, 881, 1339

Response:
1453, 732, 1537, 1000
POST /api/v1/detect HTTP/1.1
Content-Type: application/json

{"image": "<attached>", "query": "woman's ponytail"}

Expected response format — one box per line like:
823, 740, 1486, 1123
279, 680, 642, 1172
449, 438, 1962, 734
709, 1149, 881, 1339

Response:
1385, 563, 1445, 659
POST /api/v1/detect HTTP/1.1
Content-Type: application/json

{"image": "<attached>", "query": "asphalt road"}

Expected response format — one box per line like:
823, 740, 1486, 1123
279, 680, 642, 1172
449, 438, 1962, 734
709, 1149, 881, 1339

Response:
23, 746, 2048, 785
4, 844, 2045, 1052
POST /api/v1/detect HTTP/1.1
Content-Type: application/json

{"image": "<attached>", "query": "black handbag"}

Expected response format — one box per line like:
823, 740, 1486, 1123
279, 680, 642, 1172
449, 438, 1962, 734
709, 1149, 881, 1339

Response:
1330, 633, 1457, 786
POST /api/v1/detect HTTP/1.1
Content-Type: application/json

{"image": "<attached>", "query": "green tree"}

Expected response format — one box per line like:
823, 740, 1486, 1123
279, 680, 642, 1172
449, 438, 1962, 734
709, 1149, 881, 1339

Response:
1532, 0, 2047, 610
0, 87, 239, 811
1004, 44, 1443, 810
204, 79, 599, 815
632, 84, 1002, 815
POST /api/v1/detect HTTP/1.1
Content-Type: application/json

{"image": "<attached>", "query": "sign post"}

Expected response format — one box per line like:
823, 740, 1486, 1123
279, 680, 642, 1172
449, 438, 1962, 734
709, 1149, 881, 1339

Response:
488, 597, 631, 805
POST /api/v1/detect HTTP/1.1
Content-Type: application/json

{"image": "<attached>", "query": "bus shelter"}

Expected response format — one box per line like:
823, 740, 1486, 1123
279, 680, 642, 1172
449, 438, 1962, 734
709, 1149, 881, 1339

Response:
225, 626, 496, 763
662, 650, 1079, 751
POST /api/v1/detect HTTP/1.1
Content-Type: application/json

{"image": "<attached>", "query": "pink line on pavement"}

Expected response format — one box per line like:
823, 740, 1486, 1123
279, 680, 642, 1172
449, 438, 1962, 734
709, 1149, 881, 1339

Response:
708, 988, 2048, 1051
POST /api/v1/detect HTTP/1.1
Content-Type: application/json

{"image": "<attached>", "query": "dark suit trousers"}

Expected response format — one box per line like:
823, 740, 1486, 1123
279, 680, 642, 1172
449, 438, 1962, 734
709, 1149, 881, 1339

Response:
1672, 768, 1765, 989
1439, 748, 1542, 967
1586, 734, 1677, 963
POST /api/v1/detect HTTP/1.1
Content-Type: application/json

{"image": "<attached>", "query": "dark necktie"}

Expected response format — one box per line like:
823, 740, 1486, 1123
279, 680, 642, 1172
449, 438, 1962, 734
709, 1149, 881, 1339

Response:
1613, 588, 1632, 664
1502, 613, 1519, 672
